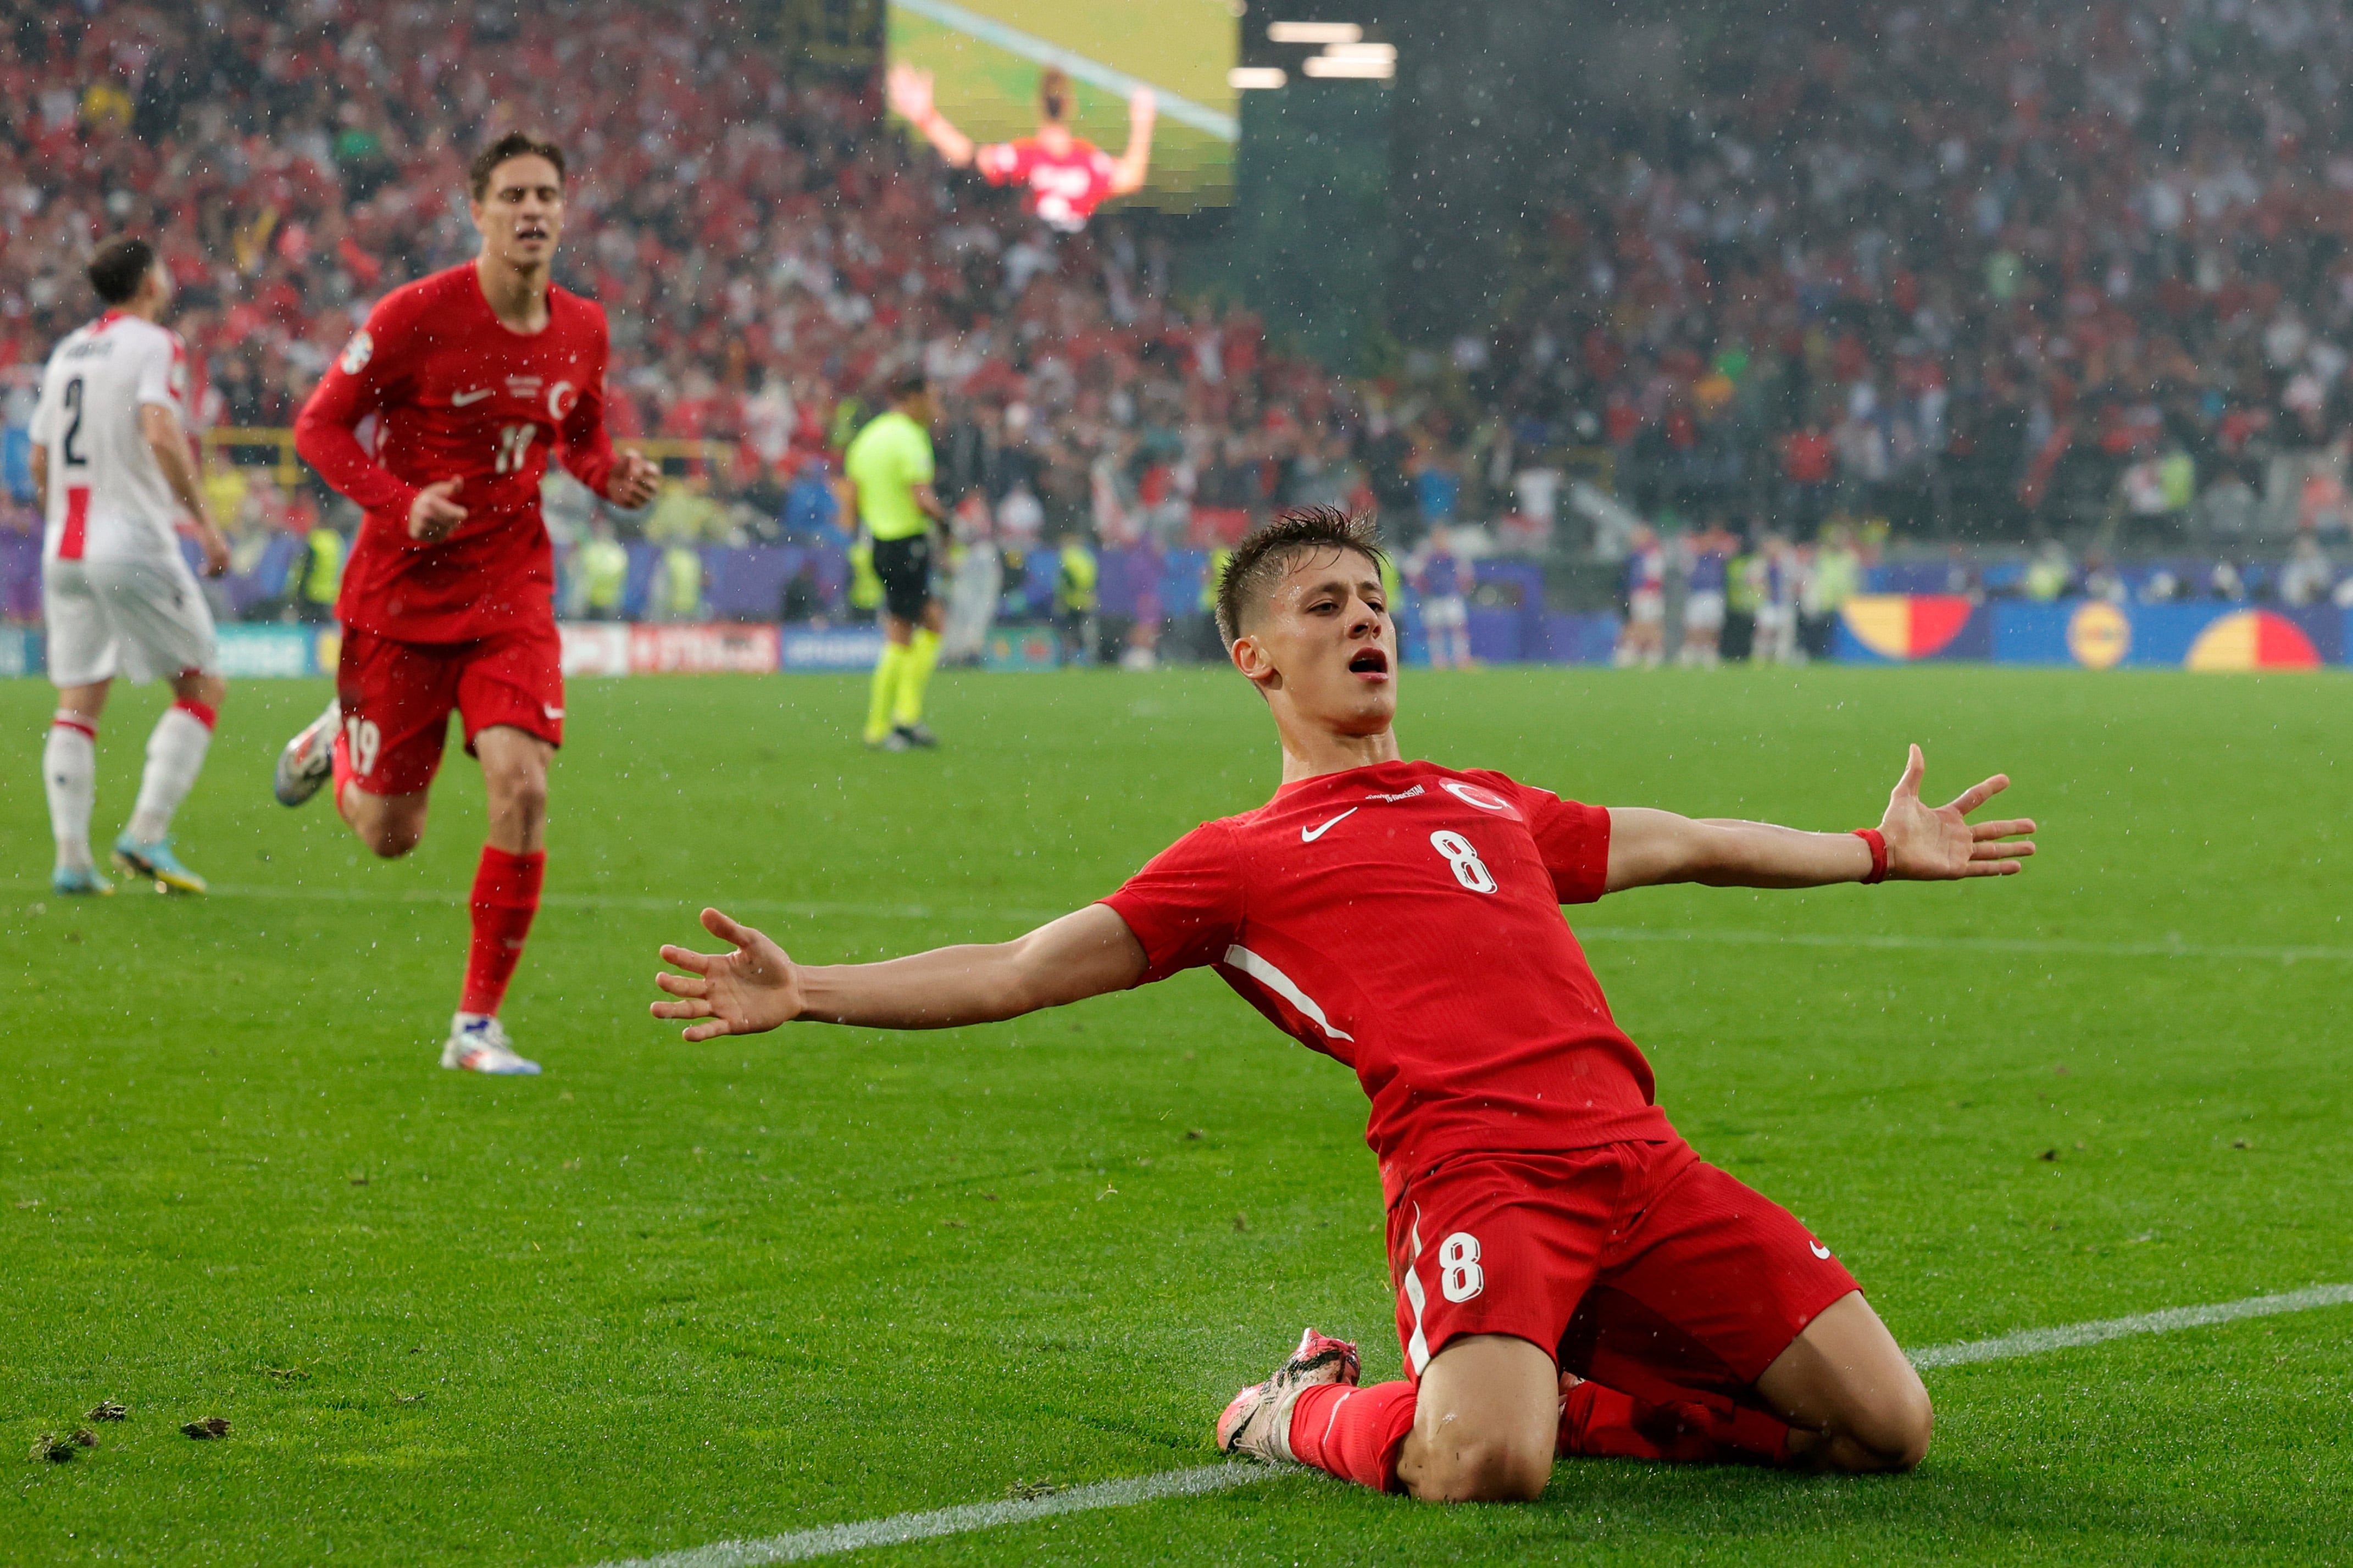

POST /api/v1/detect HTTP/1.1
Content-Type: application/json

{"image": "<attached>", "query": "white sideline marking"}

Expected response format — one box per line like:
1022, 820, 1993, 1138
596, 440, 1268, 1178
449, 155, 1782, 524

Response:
1907, 1282, 2353, 1369
15, 879, 2352, 966
587, 1463, 1273, 1568
580, 1285, 2353, 1568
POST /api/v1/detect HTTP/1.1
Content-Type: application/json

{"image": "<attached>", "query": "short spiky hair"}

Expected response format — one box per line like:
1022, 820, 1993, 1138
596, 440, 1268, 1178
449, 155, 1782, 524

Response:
469, 131, 566, 199
1214, 505, 1388, 649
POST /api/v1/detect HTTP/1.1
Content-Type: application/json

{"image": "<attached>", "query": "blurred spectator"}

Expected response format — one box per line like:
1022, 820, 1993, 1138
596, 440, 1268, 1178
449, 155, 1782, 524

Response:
2279, 536, 2337, 607
651, 540, 704, 622
1055, 528, 1098, 665
579, 519, 629, 621
1409, 526, 1473, 670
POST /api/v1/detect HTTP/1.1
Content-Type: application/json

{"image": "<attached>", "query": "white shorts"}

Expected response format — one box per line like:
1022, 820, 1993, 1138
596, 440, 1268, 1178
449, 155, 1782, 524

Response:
1420, 594, 1468, 630
1629, 590, 1666, 626
43, 554, 218, 687
1683, 591, 1725, 633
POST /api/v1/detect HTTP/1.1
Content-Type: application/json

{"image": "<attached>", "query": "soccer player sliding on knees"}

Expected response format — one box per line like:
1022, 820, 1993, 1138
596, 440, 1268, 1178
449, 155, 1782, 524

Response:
652, 507, 2036, 1500
279, 132, 659, 1075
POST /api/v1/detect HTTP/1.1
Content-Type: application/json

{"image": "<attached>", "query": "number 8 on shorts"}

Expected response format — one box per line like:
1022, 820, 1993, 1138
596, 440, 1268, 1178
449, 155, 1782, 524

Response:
1438, 1231, 1484, 1302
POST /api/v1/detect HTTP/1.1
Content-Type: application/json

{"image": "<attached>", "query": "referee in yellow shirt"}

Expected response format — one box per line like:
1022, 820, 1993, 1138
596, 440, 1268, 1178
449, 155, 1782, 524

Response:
842, 375, 947, 749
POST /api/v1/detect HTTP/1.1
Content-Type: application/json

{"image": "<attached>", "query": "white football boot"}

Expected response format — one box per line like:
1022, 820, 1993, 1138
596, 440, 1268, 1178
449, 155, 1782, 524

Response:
274, 698, 340, 807
440, 1014, 542, 1075
1215, 1327, 1362, 1463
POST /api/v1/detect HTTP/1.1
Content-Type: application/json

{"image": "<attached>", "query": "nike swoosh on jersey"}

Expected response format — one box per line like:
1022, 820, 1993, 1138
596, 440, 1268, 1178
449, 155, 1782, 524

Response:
542, 704, 565, 720
450, 387, 494, 405
1810, 1242, 1833, 1259
1301, 807, 1358, 842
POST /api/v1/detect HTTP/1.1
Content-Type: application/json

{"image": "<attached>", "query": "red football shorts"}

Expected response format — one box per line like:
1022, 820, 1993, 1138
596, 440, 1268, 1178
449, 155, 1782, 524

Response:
1386, 1139, 1859, 1408
335, 624, 564, 797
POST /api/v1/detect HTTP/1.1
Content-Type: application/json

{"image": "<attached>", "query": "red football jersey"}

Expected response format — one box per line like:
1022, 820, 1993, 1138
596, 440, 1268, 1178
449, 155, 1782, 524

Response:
974, 137, 1116, 232
296, 263, 619, 642
1101, 759, 1674, 1184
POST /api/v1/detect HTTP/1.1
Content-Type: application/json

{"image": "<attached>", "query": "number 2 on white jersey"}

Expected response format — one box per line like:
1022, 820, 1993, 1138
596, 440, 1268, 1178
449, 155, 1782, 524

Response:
493, 422, 535, 475
1430, 830, 1496, 893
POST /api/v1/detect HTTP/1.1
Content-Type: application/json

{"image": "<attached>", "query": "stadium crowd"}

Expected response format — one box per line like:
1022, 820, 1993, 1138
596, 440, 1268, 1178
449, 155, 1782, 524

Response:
3, 0, 2353, 643
1475, 0, 2353, 554
0, 0, 1366, 636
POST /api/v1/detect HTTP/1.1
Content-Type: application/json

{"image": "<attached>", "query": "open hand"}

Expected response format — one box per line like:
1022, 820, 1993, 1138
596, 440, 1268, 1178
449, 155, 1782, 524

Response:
652, 908, 803, 1041
887, 63, 936, 123
1878, 744, 2035, 879
607, 451, 660, 509
407, 477, 467, 543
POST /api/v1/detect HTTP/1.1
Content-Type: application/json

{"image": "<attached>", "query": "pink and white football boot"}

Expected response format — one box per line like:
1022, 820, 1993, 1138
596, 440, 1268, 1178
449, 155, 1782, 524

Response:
1215, 1328, 1362, 1464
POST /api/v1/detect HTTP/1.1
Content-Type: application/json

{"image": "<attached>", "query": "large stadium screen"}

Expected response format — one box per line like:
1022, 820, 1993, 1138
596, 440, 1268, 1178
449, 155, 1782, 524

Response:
887, 0, 1239, 212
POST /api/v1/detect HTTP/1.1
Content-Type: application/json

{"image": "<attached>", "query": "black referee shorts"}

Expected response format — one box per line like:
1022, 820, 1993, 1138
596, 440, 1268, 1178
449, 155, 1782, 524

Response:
871, 534, 935, 622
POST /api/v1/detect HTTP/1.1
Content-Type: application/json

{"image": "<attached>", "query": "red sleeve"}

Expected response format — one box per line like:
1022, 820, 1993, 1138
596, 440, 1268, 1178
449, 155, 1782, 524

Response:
294, 295, 419, 519
1097, 821, 1246, 984
558, 307, 618, 497
1485, 774, 1611, 904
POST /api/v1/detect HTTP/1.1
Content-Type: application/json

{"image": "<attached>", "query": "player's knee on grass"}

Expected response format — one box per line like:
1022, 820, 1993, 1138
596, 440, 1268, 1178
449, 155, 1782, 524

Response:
1760, 1292, 1931, 1472
1403, 1426, 1553, 1503
1839, 1375, 1932, 1472
1398, 1335, 1560, 1503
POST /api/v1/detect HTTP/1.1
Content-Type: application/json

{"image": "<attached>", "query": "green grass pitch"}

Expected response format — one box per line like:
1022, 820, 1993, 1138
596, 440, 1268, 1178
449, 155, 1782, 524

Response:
3, 664, 2349, 1565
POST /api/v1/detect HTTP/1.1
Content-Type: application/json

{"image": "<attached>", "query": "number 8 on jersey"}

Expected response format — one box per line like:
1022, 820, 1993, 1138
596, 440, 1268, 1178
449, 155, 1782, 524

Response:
1430, 831, 1497, 893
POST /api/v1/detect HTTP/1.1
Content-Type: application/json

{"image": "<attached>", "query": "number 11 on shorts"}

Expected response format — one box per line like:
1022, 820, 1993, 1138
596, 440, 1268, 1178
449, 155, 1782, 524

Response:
345, 714, 381, 777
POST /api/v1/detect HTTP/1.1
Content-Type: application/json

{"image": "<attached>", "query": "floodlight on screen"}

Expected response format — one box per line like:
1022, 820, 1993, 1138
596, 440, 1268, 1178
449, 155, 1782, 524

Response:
1267, 20, 1362, 43
1229, 66, 1289, 89
1322, 41, 1396, 62
1301, 54, 1394, 79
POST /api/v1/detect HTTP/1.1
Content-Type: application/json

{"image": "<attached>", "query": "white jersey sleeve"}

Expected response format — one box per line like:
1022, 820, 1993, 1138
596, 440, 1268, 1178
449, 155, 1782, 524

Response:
37, 314, 190, 565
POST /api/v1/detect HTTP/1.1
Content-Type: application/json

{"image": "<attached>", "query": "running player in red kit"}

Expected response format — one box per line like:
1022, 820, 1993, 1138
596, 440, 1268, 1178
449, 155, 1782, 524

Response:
278, 132, 659, 1075
888, 63, 1155, 233
650, 507, 2036, 1500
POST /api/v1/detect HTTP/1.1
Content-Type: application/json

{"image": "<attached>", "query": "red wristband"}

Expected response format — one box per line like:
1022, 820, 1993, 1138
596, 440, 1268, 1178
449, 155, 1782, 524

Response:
1853, 828, 1889, 885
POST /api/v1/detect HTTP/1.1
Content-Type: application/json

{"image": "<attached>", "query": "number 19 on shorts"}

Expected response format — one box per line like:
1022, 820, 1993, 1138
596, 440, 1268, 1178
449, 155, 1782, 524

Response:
345, 715, 381, 777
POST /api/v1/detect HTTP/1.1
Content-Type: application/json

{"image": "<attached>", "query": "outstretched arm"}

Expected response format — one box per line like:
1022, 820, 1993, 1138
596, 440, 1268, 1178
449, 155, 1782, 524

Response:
651, 902, 1147, 1041
1605, 744, 2035, 892
888, 64, 977, 168
1109, 87, 1156, 196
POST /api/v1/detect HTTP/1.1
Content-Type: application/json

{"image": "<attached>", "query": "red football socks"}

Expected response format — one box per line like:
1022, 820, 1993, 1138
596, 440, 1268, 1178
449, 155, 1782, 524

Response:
460, 845, 546, 1016
1286, 1381, 1417, 1492
1558, 1378, 1794, 1467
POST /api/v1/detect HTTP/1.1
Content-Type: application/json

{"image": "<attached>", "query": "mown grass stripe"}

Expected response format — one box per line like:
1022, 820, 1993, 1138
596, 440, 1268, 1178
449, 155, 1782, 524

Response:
17, 880, 2353, 966
579, 1285, 2353, 1568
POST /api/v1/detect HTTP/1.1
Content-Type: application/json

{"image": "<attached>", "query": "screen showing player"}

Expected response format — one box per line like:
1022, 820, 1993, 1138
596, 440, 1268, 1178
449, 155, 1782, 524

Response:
886, 0, 1238, 215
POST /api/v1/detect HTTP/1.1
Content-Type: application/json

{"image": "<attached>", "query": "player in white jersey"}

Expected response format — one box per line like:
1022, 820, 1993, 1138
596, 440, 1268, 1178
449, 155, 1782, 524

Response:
30, 236, 231, 896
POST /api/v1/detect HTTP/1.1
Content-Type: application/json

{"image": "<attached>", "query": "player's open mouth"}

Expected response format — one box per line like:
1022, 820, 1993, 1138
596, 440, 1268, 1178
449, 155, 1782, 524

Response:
515, 225, 548, 242
1348, 648, 1390, 679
